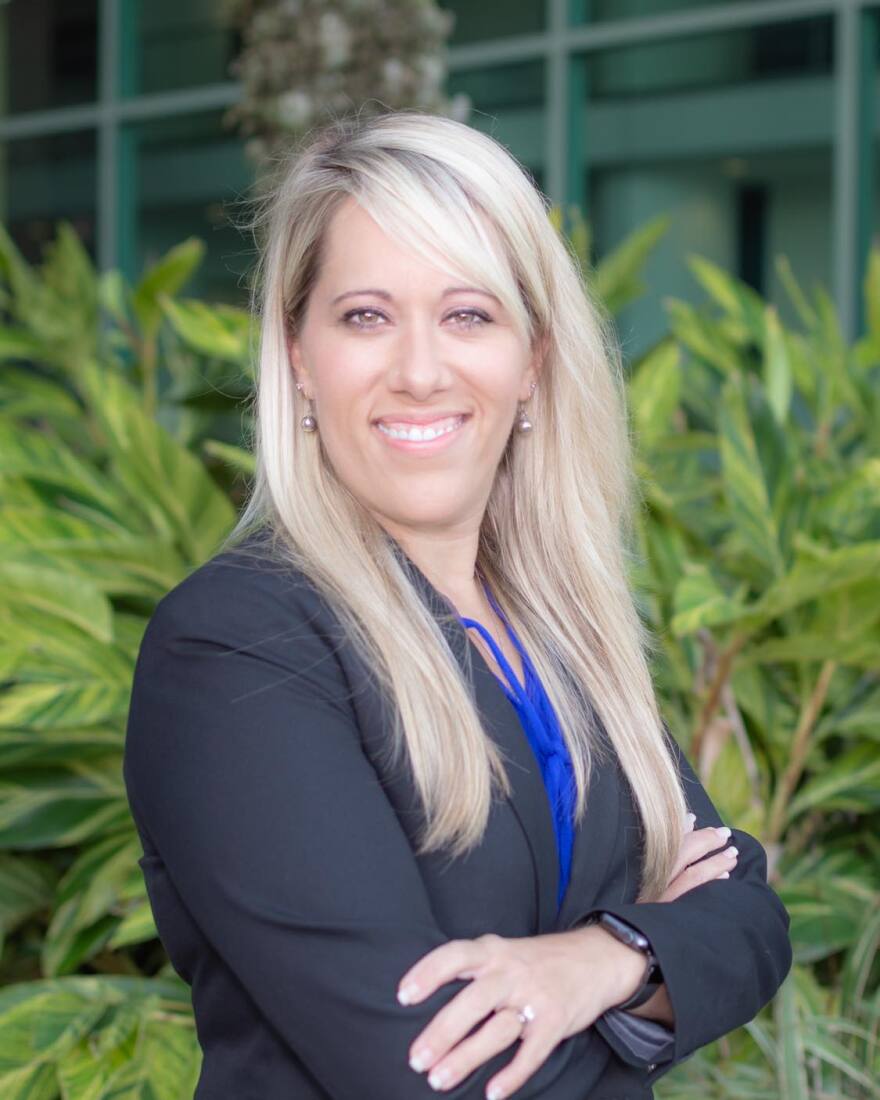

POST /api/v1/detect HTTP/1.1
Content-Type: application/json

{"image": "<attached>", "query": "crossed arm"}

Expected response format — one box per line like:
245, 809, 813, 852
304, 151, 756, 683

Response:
124, 575, 792, 1098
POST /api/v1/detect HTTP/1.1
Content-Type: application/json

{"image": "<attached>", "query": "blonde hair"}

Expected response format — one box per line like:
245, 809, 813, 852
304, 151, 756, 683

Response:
224, 109, 688, 903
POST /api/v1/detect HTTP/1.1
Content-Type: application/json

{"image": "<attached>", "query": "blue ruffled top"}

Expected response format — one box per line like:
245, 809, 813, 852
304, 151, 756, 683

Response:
455, 577, 577, 913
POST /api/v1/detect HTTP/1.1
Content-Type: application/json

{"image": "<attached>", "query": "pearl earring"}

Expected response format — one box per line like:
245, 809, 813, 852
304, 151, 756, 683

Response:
296, 381, 317, 432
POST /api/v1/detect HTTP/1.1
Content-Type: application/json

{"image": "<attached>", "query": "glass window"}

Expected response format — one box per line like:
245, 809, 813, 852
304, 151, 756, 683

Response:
587, 15, 832, 99
577, 17, 833, 360
577, 0, 798, 25
1, 0, 98, 115
0, 130, 97, 262
448, 60, 546, 192
442, 0, 545, 45
124, 111, 255, 302
123, 0, 240, 97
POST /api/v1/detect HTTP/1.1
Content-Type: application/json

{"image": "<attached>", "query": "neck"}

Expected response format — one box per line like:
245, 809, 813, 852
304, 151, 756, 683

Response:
379, 519, 482, 608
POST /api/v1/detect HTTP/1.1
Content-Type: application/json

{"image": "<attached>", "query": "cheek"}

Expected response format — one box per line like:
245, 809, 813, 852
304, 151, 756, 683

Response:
309, 385, 377, 480
310, 352, 374, 426
462, 356, 525, 410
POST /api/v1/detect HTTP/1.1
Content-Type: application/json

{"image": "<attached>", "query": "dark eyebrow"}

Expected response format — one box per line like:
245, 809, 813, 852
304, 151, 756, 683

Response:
330, 286, 501, 306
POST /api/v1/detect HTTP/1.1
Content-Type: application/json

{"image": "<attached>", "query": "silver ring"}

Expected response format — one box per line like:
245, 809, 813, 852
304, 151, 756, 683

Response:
516, 1004, 536, 1026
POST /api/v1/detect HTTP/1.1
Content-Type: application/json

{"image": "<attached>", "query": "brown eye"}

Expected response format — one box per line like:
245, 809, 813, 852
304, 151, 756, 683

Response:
343, 308, 386, 328
448, 310, 490, 328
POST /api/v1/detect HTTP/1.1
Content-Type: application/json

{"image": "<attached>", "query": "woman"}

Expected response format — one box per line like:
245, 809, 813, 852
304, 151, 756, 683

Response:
123, 111, 792, 1100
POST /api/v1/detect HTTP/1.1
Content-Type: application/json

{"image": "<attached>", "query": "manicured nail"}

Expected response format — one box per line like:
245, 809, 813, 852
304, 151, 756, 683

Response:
725, 846, 739, 858
715, 826, 731, 840
685, 813, 696, 829
487, 1085, 504, 1100
717, 871, 730, 879
398, 982, 419, 1004
409, 1047, 431, 1072
428, 1066, 451, 1089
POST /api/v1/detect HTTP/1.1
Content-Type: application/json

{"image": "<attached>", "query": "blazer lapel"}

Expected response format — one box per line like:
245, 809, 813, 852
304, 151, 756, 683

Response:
393, 542, 560, 934
390, 537, 627, 936
556, 742, 621, 930
467, 641, 561, 935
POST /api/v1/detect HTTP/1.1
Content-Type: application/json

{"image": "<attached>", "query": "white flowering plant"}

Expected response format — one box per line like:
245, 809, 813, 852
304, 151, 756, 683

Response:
222, 0, 472, 168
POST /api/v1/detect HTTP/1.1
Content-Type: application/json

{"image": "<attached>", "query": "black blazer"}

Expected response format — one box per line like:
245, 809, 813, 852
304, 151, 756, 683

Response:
122, 528, 792, 1100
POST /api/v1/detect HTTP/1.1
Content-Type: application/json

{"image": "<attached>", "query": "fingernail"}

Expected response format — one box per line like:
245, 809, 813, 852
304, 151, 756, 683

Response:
398, 981, 419, 1005
428, 1066, 451, 1089
715, 826, 731, 840
717, 871, 730, 879
725, 846, 738, 858
409, 1047, 431, 1072
487, 1086, 505, 1100
685, 813, 696, 829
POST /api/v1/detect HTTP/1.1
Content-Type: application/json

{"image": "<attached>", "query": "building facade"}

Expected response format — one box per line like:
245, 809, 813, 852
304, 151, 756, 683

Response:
1, 0, 875, 358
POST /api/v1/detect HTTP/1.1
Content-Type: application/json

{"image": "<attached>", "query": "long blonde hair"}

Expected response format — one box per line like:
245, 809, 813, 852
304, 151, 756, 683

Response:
223, 109, 687, 903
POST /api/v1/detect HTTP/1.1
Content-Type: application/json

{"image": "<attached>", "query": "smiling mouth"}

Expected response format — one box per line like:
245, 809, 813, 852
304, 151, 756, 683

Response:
375, 415, 467, 442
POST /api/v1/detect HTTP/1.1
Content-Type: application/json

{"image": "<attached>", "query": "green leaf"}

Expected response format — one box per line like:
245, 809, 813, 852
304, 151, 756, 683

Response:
775, 254, 818, 332
718, 375, 784, 577
840, 904, 880, 1016
201, 438, 256, 477
0, 366, 82, 421
0, 984, 108, 1068
109, 895, 159, 951
44, 833, 144, 977
0, 977, 199, 1098
41, 223, 97, 307
0, 562, 114, 643
763, 304, 793, 425
775, 975, 810, 1100
0, 854, 57, 938
0, 758, 129, 849
594, 214, 669, 315
744, 631, 880, 668
665, 298, 744, 376
78, 360, 236, 563
0, 419, 128, 522
132, 238, 205, 336
747, 542, 880, 624
787, 744, 880, 820
160, 295, 253, 366
865, 244, 880, 342
0, 725, 125, 770
815, 458, 880, 543
628, 340, 681, 449
0, 509, 186, 599
0, 327, 44, 362
97, 269, 132, 329
670, 563, 749, 636
687, 253, 766, 341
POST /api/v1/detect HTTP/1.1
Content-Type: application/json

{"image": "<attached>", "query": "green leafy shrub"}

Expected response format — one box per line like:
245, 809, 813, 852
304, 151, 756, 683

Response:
0, 216, 876, 1096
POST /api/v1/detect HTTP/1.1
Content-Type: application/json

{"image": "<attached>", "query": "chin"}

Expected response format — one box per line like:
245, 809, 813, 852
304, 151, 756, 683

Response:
376, 499, 472, 531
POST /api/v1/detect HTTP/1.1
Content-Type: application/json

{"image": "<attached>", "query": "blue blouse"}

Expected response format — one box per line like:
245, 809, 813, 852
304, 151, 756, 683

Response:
456, 577, 676, 1070
455, 577, 577, 913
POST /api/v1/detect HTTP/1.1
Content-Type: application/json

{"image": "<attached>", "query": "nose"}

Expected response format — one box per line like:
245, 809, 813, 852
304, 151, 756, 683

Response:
387, 318, 453, 399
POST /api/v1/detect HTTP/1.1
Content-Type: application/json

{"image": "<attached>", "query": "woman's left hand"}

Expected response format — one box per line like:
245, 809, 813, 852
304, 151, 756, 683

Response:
396, 924, 644, 1098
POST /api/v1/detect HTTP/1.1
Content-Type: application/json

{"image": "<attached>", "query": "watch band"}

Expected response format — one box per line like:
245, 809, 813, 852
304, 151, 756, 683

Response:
585, 910, 664, 1010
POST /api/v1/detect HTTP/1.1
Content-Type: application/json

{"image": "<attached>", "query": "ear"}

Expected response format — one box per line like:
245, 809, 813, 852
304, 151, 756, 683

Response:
286, 324, 312, 397
521, 329, 548, 400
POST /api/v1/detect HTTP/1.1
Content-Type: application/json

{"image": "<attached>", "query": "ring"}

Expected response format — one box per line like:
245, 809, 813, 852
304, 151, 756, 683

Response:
516, 1004, 536, 1026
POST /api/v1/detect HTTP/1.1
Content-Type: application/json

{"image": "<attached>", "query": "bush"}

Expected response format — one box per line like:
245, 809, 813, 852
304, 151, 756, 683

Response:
0, 216, 876, 1096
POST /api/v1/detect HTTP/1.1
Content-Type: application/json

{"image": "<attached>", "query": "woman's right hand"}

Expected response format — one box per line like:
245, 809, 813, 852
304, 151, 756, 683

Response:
658, 814, 739, 902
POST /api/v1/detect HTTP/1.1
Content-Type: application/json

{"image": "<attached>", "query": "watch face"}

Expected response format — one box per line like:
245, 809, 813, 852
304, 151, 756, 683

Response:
599, 912, 651, 953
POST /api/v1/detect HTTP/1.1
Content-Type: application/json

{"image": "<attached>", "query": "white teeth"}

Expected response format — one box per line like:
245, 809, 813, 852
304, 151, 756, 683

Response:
376, 415, 464, 442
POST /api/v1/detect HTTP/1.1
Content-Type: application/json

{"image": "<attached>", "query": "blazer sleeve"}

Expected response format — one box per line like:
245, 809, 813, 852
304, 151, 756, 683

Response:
594, 1006, 674, 1068
122, 568, 605, 1100
573, 731, 793, 1089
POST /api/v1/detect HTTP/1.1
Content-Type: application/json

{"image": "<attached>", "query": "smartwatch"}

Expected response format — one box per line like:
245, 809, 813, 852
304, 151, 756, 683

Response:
584, 910, 664, 1010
